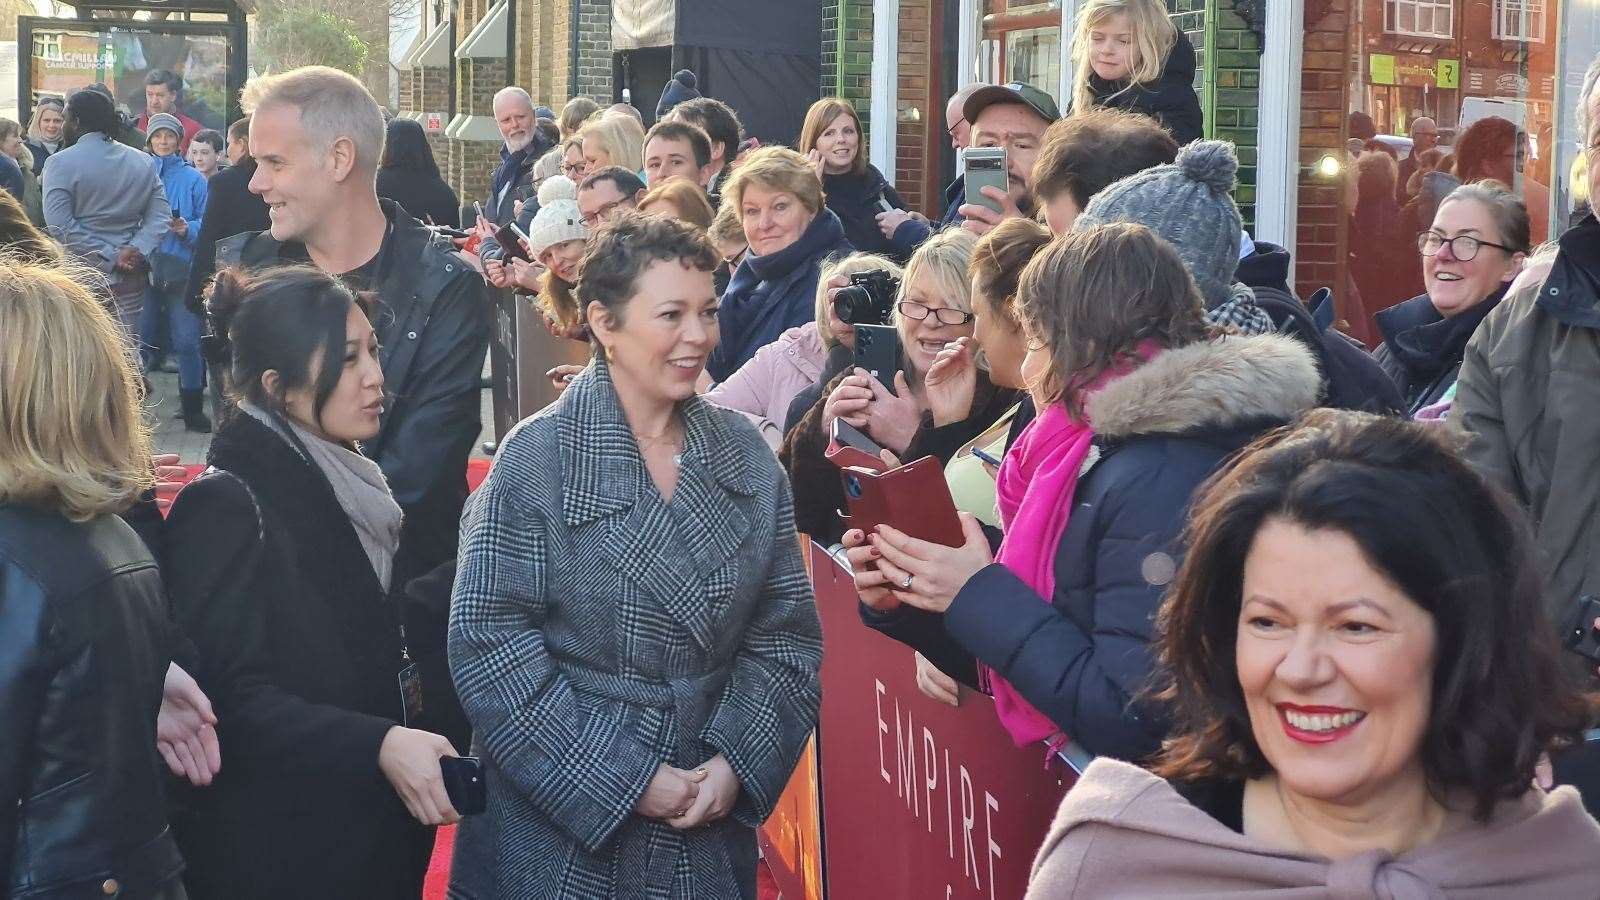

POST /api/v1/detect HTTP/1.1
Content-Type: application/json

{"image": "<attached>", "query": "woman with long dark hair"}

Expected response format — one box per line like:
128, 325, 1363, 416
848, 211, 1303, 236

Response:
164, 266, 461, 899
377, 118, 460, 228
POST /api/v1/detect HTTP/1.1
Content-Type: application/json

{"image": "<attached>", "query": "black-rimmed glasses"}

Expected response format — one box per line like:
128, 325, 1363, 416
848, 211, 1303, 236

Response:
1417, 231, 1515, 261
898, 300, 974, 326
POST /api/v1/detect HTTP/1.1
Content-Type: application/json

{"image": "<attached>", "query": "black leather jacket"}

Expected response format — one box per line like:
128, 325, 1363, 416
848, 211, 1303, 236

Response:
0, 505, 182, 899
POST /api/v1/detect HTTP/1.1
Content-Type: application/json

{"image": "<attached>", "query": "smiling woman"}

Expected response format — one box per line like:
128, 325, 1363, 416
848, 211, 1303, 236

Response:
799, 98, 911, 262
1023, 411, 1600, 897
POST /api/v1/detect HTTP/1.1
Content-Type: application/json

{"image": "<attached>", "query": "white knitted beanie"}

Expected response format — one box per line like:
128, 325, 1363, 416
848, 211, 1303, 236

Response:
526, 175, 588, 258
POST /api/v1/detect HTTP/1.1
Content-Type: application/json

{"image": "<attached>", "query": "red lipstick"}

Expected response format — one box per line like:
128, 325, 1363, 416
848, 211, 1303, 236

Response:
1276, 703, 1366, 745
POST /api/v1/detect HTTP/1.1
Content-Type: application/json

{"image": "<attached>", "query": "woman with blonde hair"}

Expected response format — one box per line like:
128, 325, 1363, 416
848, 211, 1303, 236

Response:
782, 227, 1019, 543
0, 257, 187, 899
798, 98, 911, 261
580, 112, 646, 176
710, 145, 852, 380
638, 176, 716, 231
1067, 0, 1202, 144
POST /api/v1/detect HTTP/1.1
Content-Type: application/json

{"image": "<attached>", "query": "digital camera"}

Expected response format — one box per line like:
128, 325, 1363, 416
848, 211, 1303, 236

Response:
832, 270, 901, 326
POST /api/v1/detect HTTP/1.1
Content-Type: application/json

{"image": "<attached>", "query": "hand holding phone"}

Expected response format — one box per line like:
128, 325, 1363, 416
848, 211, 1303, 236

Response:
440, 755, 486, 816
853, 324, 903, 397
963, 147, 1007, 215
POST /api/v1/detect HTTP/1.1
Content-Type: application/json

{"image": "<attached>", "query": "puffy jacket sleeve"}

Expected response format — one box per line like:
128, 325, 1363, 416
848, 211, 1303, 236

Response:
858, 602, 980, 687
1152, 90, 1204, 146
163, 473, 398, 776
129, 169, 173, 259
1455, 301, 1523, 502
179, 172, 208, 253
0, 563, 51, 889
941, 458, 1180, 761
448, 443, 662, 852
701, 464, 823, 826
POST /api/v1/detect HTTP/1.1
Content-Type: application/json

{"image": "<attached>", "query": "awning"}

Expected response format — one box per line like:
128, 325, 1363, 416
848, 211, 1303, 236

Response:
456, 0, 508, 60
613, 0, 673, 51
403, 23, 451, 68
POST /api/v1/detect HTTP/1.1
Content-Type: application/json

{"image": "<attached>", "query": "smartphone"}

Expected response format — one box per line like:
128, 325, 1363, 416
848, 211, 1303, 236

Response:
1564, 595, 1600, 663
495, 223, 532, 262
853, 323, 902, 396
839, 457, 965, 548
440, 755, 486, 816
876, 192, 895, 214
970, 445, 1003, 467
963, 147, 1008, 215
827, 417, 888, 472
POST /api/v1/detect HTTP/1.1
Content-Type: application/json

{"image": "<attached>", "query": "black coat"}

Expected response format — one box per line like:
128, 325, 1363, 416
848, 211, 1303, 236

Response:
162, 414, 433, 899
1, 506, 184, 899
888, 175, 964, 259
22, 138, 56, 177
216, 199, 491, 587
1076, 30, 1204, 146
862, 336, 1320, 762
822, 165, 909, 262
378, 165, 461, 229
709, 209, 853, 382
1374, 287, 1507, 415
183, 157, 272, 315
479, 137, 554, 262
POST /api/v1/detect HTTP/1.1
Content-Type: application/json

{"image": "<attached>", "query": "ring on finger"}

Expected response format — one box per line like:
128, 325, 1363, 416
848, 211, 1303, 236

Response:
901, 574, 913, 590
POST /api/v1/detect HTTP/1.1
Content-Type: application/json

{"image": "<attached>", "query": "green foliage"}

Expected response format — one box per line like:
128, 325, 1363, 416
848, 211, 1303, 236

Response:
255, 6, 370, 77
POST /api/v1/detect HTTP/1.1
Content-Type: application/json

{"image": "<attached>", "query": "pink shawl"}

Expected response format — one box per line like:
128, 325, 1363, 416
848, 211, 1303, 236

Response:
988, 348, 1158, 748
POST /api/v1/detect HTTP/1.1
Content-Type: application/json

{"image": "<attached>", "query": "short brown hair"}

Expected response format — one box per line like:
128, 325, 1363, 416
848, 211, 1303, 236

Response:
577, 211, 719, 341
970, 217, 1051, 324
1031, 108, 1178, 209
1015, 222, 1209, 415
227, 115, 250, 145
1153, 410, 1593, 821
559, 97, 600, 139
638, 177, 716, 231
720, 146, 825, 220
644, 119, 712, 170
798, 98, 865, 176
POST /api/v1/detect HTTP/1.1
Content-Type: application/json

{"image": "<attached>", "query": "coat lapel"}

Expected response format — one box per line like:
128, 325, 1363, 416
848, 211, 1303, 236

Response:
560, 359, 758, 653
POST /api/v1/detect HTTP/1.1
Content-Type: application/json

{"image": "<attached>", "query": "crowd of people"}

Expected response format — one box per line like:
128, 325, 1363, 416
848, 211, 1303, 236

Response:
5, 0, 1600, 894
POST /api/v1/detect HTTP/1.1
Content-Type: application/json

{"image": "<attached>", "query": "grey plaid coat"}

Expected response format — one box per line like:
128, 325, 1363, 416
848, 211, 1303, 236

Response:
446, 357, 823, 899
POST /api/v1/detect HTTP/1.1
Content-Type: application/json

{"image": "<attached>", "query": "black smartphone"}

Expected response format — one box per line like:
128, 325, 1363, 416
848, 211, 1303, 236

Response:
833, 417, 882, 455
970, 445, 1003, 467
440, 755, 486, 816
495, 223, 532, 262
1564, 595, 1600, 664
853, 323, 902, 397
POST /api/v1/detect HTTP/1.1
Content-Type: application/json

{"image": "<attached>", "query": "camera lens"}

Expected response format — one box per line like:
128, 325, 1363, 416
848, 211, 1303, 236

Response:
844, 474, 862, 499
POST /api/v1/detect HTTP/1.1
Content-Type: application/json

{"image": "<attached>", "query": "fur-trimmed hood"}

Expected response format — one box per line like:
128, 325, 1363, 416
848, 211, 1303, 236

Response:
1087, 333, 1320, 439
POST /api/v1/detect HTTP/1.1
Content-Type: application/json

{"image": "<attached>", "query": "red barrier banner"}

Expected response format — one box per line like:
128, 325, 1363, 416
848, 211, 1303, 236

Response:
808, 544, 1075, 900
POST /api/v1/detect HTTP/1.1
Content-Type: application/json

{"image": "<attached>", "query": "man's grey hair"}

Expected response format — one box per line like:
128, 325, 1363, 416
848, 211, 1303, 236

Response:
1580, 54, 1600, 141
241, 66, 385, 173
493, 87, 535, 113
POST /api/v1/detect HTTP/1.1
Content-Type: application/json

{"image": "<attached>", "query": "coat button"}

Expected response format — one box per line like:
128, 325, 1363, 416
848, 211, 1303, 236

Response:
446, 264, 455, 272
101, 879, 119, 895
1549, 286, 1560, 295
408, 331, 418, 340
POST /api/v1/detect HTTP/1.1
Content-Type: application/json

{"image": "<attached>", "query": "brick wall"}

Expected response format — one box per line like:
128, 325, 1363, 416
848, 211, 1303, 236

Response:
450, 57, 511, 203
416, 64, 451, 164
895, 0, 930, 214
821, 0, 874, 140
1209, 0, 1262, 230
553, 0, 573, 103
575, 0, 613, 102
1294, 2, 1352, 306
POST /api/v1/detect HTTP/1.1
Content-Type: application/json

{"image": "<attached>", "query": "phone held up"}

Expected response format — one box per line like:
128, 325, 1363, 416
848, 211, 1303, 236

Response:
853, 323, 903, 397
1564, 595, 1600, 664
963, 146, 1008, 215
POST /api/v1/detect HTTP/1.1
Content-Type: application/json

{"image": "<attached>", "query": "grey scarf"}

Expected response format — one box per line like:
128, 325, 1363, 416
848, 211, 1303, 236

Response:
240, 401, 403, 591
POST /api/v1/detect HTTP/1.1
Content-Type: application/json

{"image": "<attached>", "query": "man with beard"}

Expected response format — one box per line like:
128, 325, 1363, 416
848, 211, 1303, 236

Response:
956, 82, 1059, 238
42, 87, 170, 339
479, 87, 555, 290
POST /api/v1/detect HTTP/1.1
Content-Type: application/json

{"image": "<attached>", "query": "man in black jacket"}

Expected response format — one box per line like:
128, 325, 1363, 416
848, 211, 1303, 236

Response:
214, 66, 489, 588
186, 116, 272, 424
478, 86, 553, 289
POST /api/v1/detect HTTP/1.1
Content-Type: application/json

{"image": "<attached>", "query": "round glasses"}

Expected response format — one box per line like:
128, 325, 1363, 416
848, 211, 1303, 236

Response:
897, 300, 974, 326
1417, 231, 1514, 262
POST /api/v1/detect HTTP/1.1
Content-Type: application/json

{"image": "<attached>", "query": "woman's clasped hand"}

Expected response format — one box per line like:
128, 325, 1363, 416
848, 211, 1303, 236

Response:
634, 755, 741, 830
842, 513, 993, 613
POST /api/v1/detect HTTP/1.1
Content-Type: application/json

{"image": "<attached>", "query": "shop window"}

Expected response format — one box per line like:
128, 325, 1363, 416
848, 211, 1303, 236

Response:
981, 0, 1064, 107
1005, 27, 1062, 99
1492, 0, 1546, 43
1384, 0, 1454, 39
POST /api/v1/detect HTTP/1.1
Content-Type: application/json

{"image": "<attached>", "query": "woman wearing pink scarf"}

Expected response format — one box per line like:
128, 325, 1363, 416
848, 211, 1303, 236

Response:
850, 223, 1320, 761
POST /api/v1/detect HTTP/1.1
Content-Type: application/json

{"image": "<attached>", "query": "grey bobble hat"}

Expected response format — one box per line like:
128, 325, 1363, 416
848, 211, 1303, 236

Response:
145, 112, 183, 139
1074, 140, 1243, 311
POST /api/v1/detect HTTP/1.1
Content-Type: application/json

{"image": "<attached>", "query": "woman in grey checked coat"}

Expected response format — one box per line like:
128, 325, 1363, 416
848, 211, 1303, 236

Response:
447, 213, 823, 899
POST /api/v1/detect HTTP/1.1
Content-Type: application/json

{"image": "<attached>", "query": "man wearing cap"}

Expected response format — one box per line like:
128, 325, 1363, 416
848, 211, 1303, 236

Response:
879, 83, 986, 256
43, 86, 171, 339
958, 82, 1060, 237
